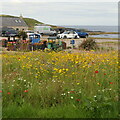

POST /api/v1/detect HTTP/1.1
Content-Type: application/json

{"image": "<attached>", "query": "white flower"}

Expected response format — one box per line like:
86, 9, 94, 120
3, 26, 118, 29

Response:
13, 80, 15, 82
79, 90, 81, 93
61, 93, 65, 96
102, 89, 105, 92
18, 77, 23, 80
71, 96, 73, 99
52, 80, 56, 82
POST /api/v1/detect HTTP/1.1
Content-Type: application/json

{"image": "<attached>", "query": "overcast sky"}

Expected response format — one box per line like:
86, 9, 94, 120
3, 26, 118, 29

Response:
1, 0, 118, 26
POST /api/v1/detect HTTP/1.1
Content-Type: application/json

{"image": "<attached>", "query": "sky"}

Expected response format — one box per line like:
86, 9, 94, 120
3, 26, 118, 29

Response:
0, 0, 118, 26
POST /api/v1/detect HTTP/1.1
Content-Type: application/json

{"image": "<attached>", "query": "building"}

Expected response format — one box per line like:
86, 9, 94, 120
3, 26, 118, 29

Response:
0, 16, 28, 31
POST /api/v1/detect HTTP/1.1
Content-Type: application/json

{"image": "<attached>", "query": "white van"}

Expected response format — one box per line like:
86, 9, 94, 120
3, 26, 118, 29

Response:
34, 25, 56, 36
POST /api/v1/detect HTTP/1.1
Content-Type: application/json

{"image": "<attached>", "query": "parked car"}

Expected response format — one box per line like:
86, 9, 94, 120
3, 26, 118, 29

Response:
1, 27, 18, 37
26, 30, 35, 37
28, 33, 41, 40
57, 31, 79, 39
74, 30, 88, 38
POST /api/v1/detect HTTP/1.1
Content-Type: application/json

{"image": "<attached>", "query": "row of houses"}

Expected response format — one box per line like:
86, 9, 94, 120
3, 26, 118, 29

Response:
0, 16, 28, 31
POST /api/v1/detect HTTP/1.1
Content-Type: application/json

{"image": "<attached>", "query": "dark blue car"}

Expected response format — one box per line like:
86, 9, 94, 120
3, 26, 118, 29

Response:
74, 30, 88, 38
2, 27, 18, 37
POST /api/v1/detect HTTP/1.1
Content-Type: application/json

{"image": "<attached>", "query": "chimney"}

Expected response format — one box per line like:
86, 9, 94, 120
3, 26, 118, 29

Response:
20, 14, 23, 19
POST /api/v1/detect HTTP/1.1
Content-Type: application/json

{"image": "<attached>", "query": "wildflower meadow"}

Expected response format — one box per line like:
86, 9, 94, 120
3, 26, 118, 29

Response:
2, 50, 119, 118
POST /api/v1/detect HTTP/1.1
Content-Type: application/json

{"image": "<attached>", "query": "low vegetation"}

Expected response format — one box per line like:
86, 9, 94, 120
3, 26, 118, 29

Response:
0, 15, 18, 18
23, 18, 43, 30
79, 38, 98, 51
2, 50, 119, 118
97, 41, 119, 44
88, 32, 118, 35
89, 37, 118, 40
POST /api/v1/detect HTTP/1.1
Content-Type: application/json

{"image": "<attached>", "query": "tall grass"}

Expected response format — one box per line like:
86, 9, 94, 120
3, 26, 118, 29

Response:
2, 50, 119, 118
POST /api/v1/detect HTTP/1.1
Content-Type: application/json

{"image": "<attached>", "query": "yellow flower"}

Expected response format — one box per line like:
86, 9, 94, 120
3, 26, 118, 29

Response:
75, 61, 79, 64
59, 69, 62, 73
35, 76, 38, 78
66, 69, 68, 71
77, 83, 80, 85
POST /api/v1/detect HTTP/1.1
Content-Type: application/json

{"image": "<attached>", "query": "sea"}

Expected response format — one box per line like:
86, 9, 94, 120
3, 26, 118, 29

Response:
59, 25, 118, 32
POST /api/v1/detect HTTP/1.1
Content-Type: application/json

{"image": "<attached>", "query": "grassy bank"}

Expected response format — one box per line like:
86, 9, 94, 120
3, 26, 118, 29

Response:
88, 32, 118, 35
97, 41, 119, 44
2, 51, 119, 118
89, 37, 118, 40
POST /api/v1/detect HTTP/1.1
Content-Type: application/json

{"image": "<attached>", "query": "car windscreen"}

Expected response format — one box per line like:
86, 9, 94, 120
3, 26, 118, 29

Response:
6, 30, 17, 34
63, 32, 70, 34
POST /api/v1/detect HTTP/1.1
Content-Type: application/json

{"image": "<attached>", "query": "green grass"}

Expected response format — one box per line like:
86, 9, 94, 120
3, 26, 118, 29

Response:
3, 102, 118, 118
0, 14, 18, 18
23, 18, 43, 30
3, 103, 85, 118
23, 18, 57, 30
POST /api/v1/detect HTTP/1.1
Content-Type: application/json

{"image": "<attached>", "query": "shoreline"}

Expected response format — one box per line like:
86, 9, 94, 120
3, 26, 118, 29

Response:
88, 32, 118, 35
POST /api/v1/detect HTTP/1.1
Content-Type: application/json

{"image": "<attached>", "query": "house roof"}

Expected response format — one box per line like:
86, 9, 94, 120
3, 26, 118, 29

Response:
0, 17, 28, 27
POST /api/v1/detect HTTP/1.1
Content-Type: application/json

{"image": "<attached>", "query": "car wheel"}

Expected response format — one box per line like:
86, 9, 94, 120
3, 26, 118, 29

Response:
41, 33, 44, 36
63, 36, 67, 39
57, 36, 60, 39
53, 33, 57, 36
74, 36, 78, 39
85, 35, 88, 38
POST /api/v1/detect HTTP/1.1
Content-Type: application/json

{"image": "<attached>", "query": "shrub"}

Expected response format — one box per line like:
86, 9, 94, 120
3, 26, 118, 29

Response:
18, 30, 27, 40
79, 38, 98, 51
67, 46, 72, 49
